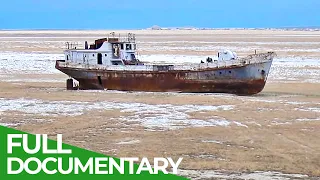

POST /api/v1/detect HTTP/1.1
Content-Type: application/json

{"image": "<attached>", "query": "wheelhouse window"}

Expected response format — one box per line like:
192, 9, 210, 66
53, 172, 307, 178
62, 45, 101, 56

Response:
126, 44, 132, 50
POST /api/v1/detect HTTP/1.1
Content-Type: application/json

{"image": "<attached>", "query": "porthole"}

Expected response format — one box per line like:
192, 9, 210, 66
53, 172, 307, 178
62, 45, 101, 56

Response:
219, 72, 222, 75
105, 54, 107, 56
93, 54, 95, 57
229, 71, 231, 73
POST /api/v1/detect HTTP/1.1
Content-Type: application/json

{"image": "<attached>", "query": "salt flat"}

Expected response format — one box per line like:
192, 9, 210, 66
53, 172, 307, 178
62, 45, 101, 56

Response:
0, 29, 319, 179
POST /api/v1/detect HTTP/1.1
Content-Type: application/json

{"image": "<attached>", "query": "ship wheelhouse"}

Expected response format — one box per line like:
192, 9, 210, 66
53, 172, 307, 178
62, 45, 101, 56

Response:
64, 33, 142, 66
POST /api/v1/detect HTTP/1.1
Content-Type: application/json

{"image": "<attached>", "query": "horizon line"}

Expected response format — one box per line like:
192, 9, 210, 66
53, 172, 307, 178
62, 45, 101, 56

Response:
1, 26, 320, 31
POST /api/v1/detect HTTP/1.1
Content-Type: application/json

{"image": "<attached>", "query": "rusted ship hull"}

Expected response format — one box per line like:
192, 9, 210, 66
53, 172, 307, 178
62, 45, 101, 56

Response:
56, 59, 273, 95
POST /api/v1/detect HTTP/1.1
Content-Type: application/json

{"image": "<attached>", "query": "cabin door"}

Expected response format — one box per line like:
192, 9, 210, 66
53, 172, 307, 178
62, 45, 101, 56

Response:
97, 53, 102, 64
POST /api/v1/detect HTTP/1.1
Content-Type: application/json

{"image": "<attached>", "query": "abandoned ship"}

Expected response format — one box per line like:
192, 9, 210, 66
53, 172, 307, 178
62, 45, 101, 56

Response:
55, 33, 275, 95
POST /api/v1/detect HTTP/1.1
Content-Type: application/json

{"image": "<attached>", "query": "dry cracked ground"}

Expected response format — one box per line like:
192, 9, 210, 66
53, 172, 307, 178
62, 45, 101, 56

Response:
0, 29, 319, 179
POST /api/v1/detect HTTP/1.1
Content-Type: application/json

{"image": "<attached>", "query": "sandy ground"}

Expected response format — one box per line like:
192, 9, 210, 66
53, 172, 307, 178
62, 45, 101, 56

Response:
0, 30, 319, 179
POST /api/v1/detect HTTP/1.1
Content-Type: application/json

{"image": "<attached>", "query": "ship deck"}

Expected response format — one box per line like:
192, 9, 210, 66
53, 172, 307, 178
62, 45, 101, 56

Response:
56, 52, 275, 72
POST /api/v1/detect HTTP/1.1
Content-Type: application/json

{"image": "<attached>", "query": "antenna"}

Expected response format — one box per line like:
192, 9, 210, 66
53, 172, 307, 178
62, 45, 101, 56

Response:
85, 41, 88, 49
65, 42, 70, 49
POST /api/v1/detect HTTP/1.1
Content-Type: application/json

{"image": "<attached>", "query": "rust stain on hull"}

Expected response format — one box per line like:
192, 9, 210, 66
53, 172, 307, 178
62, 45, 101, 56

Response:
78, 77, 266, 95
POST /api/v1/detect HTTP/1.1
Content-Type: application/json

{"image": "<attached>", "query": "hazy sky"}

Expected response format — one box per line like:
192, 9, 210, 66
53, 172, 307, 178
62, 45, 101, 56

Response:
1, 0, 319, 29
